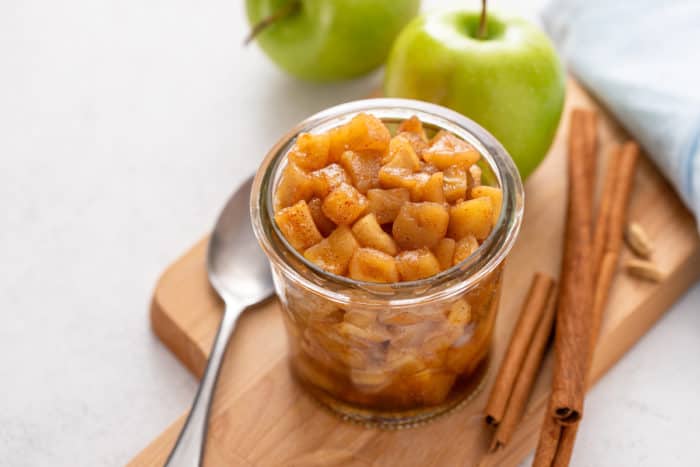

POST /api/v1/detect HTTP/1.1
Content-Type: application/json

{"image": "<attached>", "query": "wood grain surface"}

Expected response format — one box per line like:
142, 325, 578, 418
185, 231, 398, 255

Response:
130, 80, 700, 467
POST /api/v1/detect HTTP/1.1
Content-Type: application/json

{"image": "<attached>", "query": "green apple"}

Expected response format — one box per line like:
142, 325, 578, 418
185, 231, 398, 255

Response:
246, 0, 420, 82
384, 10, 565, 179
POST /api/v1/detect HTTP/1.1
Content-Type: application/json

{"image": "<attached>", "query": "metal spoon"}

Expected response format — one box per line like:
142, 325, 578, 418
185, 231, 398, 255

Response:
165, 176, 273, 466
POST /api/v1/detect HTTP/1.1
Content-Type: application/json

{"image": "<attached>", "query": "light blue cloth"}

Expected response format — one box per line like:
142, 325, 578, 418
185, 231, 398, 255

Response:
542, 0, 700, 228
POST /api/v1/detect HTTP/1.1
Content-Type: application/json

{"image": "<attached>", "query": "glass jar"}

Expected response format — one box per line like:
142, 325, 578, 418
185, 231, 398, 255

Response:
251, 99, 524, 427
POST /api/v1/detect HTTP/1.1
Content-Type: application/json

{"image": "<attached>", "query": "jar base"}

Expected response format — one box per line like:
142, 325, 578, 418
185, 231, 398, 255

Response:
291, 353, 491, 429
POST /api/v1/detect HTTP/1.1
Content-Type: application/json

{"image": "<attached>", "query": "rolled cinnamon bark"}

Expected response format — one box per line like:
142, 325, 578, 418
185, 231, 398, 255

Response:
581, 110, 598, 219
551, 424, 577, 467
606, 142, 639, 257
551, 146, 639, 466
591, 145, 621, 274
551, 258, 613, 466
534, 142, 639, 466
532, 411, 563, 467
550, 110, 595, 425
589, 252, 617, 366
485, 273, 555, 426
545, 265, 609, 466
490, 284, 557, 450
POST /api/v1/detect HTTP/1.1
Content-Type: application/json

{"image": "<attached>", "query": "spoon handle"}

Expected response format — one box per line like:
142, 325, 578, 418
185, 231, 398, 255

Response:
165, 302, 240, 467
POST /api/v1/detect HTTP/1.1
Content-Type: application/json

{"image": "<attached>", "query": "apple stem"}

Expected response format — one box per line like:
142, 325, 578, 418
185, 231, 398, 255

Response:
478, 0, 488, 39
244, 1, 301, 45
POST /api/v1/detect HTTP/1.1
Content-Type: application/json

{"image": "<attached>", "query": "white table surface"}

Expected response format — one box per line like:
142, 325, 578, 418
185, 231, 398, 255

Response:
1, 0, 698, 465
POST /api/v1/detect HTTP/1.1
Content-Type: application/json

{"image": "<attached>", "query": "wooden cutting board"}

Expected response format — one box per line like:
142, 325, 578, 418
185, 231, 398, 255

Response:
129, 80, 700, 467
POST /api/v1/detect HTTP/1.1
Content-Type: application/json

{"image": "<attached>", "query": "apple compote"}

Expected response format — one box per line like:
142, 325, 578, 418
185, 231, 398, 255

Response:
275, 114, 499, 280
252, 101, 523, 426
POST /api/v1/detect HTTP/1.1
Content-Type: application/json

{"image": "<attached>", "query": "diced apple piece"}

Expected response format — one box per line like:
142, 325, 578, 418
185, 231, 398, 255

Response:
275, 200, 323, 251
398, 115, 429, 154
325, 224, 359, 262
378, 310, 421, 326
385, 347, 427, 375
453, 234, 479, 265
351, 213, 398, 255
379, 308, 444, 326
307, 197, 335, 236
366, 188, 410, 224
392, 202, 449, 249
443, 165, 467, 203
432, 238, 456, 270
321, 183, 368, 225
404, 369, 456, 405
304, 324, 346, 359
378, 165, 419, 191
339, 150, 380, 194
344, 309, 377, 328
396, 248, 441, 281
348, 248, 399, 283
303, 225, 358, 275
446, 320, 492, 375
378, 136, 422, 193
328, 124, 350, 162
286, 287, 343, 327
337, 320, 391, 344
383, 135, 421, 169
387, 321, 435, 349
423, 130, 480, 169
275, 163, 314, 210
399, 115, 427, 137
338, 345, 376, 369
300, 327, 346, 373
399, 131, 429, 155
310, 163, 350, 198
345, 113, 391, 154
471, 186, 503, 224
445, 333, 478, 374
408, 172, 431, 201
469, 164, 482, 188
464, 267, 501, 323
420, 327, 457, 368
350, 368, 390, 392
303, 239, 338, 273
325, 323, 389, 371
288, 132, 330, 170
420, 162, 440, 174
448, 197, 494, 240
447, 298, 472, 326
416, 172, 445, 203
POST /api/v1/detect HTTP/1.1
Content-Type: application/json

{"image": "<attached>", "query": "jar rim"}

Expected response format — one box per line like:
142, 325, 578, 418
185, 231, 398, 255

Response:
251, 98, 524, 307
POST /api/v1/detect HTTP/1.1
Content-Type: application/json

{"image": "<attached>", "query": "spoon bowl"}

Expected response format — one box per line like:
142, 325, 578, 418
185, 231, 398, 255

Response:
208, 177, 274, 303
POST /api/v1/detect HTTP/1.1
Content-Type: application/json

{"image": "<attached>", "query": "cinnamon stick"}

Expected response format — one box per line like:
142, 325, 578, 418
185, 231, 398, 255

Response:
532, 109, 597, 466
551, 425, 577, 467
580, 109, 598, 216
485, 273, 555, 426
532, 411, 563, 467
587, 144, 638, 385
591, 146, 621, 274
490, 284, 557, 450
533, 143, 639, 466
606, 142, 640, 257
546, 254, 616, 467
551, 146, 639, 466
542, 255, 621, 467
550, 109, 595, 425
589, 252, 617, 363
588, 143, 639, 384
